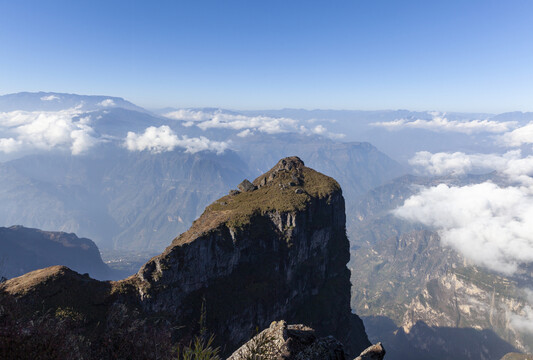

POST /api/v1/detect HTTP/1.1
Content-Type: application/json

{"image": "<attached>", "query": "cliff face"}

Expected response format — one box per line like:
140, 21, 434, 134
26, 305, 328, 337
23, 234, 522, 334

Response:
135, 156, 369, 354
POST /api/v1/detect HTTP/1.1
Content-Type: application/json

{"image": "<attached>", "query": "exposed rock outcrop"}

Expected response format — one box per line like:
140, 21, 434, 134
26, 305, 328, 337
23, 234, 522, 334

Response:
355, 342, 386, 360
228, 320, 385, 360
237, 179, 256, 192
228, 320, 346, 360
501, 353, 533, 360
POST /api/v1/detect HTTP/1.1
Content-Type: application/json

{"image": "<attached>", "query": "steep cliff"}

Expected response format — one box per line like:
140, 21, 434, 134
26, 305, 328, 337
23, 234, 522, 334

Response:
0, 156, 371, 357
134, 156, 370, 354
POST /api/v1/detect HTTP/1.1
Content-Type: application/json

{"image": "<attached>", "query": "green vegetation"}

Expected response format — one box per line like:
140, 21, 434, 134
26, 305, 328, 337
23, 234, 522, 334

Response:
175, 335, 220, 360
207, 167, 339, 230
171, 161, 340, 246
55, 307, 85, 322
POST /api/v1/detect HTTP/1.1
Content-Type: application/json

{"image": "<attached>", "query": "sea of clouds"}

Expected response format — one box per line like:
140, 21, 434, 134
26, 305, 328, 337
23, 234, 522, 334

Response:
390, 118, 533, 333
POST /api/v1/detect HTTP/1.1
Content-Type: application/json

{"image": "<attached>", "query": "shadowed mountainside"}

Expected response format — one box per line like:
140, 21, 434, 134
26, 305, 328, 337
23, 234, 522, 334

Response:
0, 226, 111, 280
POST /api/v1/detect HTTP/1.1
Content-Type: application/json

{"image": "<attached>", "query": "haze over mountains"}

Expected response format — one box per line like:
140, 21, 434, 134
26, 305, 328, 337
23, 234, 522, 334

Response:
0, 92, 405, 254
1, 91, 533, 358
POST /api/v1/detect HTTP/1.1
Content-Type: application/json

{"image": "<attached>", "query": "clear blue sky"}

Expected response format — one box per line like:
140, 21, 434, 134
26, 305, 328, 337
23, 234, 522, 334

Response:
1, 0, 532, 112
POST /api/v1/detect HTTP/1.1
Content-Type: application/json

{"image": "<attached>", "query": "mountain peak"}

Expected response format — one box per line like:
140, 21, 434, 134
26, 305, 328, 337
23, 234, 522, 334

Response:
169, 156, 339, 247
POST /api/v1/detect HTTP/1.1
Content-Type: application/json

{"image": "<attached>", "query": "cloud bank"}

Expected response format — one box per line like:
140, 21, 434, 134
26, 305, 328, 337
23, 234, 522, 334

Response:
371, 113, 516, 134
409, 150, 533, 178
0, 138, 22, 153
394, 182, 533, 275
125, 125, 229, 154
498, 122, 533, 147
0, 109, 99, 155
395, 150, 533, 275
164, 109, 213, 122
164, 109, 345, 139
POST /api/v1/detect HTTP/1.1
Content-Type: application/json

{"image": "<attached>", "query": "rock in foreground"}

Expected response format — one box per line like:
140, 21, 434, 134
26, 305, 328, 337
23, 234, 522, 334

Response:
229, 320, 385, 360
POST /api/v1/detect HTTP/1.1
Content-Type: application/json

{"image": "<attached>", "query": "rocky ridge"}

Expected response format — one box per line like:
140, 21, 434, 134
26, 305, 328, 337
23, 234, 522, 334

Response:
0, 157, 373, 358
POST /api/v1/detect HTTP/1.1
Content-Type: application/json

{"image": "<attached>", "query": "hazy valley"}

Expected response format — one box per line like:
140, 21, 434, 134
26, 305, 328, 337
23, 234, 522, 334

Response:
1, 92, 533, 359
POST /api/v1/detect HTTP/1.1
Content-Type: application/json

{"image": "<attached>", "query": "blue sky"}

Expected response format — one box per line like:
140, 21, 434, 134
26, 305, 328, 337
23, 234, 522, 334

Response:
1, 0, 532, 112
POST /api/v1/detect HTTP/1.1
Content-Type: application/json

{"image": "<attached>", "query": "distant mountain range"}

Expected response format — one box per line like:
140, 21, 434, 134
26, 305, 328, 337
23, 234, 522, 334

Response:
0, 92, 405, 254
2, 92, 533, 359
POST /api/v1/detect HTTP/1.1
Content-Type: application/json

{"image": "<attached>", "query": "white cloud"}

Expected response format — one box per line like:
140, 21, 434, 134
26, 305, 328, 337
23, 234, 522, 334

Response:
197, 113, 298, 134
510, 299, 533, 334
0, 109, 99, 155
312, 125, 327, 135
40, 95, 60, 101
164, 109, 213, 122
125, 125, 229, 154
394, 182, 533, 275
409, 150, 533, 188
0, 138, 22, 153
399, 150, 533, 275
498, 122, 533, 147
71, 125, 98, 155
237, 129, 253, 138
165, 109, 297, 134
164, 109, 346, 139
409, 150, 525, 176
98, 99, 116, 107
371, 113, 516, 134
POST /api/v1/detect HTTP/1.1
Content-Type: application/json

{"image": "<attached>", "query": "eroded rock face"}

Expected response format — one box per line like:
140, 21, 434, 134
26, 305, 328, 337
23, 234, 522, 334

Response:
355, 342, 386, 360
229, 320, 385, 360
228, 320, 346, 360
136, 156, 370, 354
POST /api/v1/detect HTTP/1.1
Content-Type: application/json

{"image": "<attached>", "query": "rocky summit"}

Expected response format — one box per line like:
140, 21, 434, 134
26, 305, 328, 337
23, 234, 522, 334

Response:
134, 156, 370, 354
0, 156, 373, 358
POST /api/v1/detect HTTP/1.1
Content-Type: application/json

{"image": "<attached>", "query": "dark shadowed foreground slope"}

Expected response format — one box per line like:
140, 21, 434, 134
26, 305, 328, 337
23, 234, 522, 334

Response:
0, 157, 371, 358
